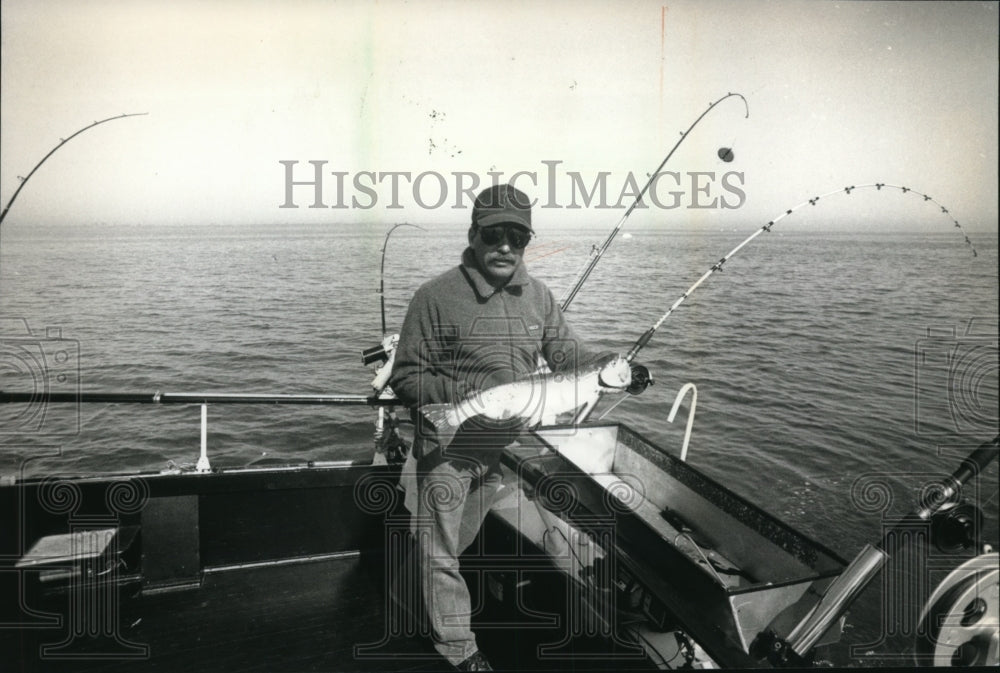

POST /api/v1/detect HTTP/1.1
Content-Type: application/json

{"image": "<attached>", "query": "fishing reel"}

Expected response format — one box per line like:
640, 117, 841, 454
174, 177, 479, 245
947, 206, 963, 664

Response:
626, 364, 653, 395
365, 333, 410, 462
363, 334, 399, 393
914, 498, 996, 665
930, 499, 985, 554
916, 552, 998, 667
362, 337, 394, 366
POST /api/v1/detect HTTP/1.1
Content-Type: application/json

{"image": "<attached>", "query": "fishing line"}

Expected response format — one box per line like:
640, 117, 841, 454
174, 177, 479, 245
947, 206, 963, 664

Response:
559, 92, 750, 312
625, 183, 982, 362
596, 391, 632, 421
526, 243, 570, 264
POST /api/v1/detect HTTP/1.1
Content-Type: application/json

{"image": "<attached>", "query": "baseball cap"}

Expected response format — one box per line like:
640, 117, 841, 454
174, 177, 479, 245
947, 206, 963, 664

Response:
472, 184, 533, 232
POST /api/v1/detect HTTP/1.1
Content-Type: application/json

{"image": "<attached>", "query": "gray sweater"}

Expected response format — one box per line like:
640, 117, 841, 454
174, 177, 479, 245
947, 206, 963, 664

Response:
390, 248, 595, 410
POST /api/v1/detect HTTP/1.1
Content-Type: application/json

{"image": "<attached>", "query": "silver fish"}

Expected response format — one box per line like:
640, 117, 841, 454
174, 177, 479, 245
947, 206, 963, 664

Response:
419, 353, 632, 448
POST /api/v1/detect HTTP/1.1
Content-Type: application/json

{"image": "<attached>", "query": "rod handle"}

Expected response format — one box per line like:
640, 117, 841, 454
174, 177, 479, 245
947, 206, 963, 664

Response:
626, 327, 656, 362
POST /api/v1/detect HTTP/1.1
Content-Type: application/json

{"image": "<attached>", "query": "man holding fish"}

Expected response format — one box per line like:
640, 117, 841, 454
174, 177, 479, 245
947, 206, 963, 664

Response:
390, 183, 645, 671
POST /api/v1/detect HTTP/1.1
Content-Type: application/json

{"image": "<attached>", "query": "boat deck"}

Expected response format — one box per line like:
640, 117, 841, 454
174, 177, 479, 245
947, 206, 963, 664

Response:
8, 552, 405, 671
6, 543, 658, 672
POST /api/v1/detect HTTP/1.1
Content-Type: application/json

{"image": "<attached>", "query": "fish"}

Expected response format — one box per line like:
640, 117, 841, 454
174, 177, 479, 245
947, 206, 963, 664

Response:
419, 353, 632, 448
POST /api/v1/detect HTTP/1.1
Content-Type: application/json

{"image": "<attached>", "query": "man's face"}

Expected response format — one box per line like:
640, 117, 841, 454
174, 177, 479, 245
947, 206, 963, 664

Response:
469, 223, 531, 286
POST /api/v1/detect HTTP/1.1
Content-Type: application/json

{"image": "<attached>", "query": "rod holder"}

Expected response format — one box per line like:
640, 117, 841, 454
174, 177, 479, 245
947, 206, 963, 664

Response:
787, 543, 887, 655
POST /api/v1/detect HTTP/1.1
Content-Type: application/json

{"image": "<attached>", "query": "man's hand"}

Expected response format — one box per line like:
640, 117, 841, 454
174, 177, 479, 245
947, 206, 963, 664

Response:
626, 364, 653, 395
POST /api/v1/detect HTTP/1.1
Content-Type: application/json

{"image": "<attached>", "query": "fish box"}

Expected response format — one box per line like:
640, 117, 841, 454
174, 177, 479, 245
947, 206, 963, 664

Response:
502, 423, 848, 666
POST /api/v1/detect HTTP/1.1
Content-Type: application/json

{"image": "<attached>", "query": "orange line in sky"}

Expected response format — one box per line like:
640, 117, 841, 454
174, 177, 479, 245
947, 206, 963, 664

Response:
526, 246, 569, 262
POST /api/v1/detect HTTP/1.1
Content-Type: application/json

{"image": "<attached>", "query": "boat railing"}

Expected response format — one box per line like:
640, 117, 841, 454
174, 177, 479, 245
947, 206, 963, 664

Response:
1, 385, 698, 471
0, 390, 403, 473
0, 391, 401, 406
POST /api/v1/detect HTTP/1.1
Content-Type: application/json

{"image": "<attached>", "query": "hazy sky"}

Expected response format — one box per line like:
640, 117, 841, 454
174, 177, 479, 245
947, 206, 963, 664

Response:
1, 0, 997, 231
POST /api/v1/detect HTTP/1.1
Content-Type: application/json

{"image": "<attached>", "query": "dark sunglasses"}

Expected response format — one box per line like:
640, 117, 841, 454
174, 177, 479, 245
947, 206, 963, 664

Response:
477, 225, 532, 249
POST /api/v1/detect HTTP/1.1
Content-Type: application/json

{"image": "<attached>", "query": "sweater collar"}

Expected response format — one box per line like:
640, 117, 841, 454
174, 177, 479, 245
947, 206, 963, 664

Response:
460, 247, 529, 299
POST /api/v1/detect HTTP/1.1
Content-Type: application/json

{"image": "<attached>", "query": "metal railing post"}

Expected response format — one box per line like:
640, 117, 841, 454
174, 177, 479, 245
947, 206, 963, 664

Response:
196, 404, 211, 473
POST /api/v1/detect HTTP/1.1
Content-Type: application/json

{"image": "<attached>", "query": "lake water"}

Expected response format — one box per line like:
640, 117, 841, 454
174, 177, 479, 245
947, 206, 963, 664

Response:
1, 220, 997, 666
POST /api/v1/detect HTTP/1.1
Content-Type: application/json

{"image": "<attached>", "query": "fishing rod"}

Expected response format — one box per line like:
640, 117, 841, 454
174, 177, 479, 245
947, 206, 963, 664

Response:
0, 113, 148, 227
625, 183, 982, 362
559, 92, 749, 312
0, 113, 148, 296
369, 222, 424, 461
363, 222, 425, 370
377, 222, 424, 337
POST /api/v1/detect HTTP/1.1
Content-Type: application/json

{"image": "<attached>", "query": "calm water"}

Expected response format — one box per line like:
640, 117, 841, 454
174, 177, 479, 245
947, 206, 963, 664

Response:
1, 222, 997, 666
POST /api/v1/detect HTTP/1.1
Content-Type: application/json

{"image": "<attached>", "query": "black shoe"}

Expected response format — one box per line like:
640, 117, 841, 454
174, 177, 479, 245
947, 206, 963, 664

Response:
454, 650, 492, 671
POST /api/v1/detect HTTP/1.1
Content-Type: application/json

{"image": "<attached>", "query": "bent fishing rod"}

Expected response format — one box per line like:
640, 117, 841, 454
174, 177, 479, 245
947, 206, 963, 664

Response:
559, 92, 749, 312
0, 113, 148, 227
377, 222, 424, 337
0, 113, 147, 296
624, 183, 982, 362
362, 222, 425, 375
